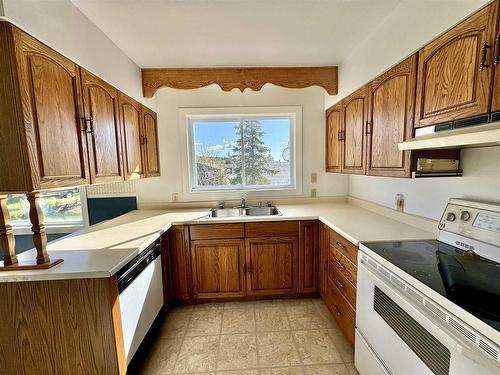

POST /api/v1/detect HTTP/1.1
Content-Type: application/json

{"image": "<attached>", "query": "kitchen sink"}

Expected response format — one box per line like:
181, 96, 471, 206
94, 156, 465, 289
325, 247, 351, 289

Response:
207, 205, 282, 218
244, 206, 280, 216
207, 208, 245, 218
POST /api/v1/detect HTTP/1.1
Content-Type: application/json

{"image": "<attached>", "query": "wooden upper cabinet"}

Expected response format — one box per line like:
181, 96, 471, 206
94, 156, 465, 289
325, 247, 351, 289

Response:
492, 6, 500, 115
342, 86, 368, 174
191, 239, 246, 299
1, 24, 90, 191
415, 1, 499, 127
367, 55, 417, 177
142, 106, 161, 177
81, 69, 124, 184
246, 237, 298, 295
325, 102, 343, 172
119, 93, 145, 180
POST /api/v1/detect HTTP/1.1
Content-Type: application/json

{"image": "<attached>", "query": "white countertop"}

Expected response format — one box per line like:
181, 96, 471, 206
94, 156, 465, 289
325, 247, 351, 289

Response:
0, 201, 436, 283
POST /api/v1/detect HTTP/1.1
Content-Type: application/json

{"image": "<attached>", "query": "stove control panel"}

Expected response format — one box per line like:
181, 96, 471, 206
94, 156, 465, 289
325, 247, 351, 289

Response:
439, 199, 500, 247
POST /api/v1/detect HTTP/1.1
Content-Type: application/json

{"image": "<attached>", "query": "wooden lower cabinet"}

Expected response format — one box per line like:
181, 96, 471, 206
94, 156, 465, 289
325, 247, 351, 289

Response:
0, 277, 126, 374
169, 226, 192, 301
319, 223, 330, 297
191, 239, 246, 299
246, 236, 299, 295
299, 221, 319, 293
322, 228, 358, 345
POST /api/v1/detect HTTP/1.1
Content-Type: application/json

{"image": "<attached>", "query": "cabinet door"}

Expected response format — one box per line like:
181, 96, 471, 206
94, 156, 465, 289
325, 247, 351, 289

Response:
299, 221, 318, 293
246, 237, 298, 295
492, 8, 500, 115
342, 87, 368, 174
325, 102, 342, 172
366, 55, 417, 178
81, 69, 124, 184
415, 2, 498, 127
142, 106, 161, 177
318, 223, 329, 298
119, 93, 144, 180
160, 232, 174, 309
169, 226, 192, 301
14, 28, 89, 189
191, 239, 246, 299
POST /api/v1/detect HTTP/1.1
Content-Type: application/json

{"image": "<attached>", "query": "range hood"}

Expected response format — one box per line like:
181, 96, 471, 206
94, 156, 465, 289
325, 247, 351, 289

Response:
398, 121, 500, 150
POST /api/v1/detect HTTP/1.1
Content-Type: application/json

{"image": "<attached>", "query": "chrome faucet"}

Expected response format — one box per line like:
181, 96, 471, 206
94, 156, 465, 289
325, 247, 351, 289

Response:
241, 196, 246, 208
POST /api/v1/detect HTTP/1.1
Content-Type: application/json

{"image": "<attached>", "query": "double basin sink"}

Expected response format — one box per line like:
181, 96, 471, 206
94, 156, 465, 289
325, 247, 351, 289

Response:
207, 205, 281, 218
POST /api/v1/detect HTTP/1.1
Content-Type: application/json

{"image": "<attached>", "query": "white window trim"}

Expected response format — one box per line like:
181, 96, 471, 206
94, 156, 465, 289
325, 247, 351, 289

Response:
11, 187, 88, 235
178, 106, 303, 201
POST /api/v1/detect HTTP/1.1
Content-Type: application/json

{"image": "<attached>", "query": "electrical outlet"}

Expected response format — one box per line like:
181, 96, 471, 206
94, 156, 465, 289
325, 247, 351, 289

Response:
310, 173, 317, 183
395, 194, 404, 212
172, 193, 179, 202
310, 188, 317, 198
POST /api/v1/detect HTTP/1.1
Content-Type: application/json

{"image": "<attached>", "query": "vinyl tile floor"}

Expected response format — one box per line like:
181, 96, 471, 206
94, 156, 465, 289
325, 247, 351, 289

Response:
129, 298, 359, 375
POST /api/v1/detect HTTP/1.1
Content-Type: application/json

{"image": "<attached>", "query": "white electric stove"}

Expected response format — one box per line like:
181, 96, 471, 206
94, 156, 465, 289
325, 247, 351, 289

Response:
356, 199, 500, 375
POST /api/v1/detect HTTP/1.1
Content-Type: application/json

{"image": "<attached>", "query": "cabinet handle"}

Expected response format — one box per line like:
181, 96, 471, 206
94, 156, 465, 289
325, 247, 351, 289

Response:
336, 260, 346, 270
336, 278, 345, 289
335, 240, 347, 251
480, 41, 491, 71
494, 32, 500, 66
323, 261, 328, 272
333, 304, 342, 316
79, 117, 88, 133
337, 131, 342, 141
86, 118, 94, 135
365, 121, 371, 136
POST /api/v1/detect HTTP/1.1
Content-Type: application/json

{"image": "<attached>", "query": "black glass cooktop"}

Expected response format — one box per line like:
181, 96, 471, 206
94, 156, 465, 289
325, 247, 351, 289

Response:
363, 240, 500, 332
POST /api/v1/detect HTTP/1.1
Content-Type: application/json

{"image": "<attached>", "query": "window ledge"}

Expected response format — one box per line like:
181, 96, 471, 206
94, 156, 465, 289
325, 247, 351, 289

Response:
12, 223, 84, 236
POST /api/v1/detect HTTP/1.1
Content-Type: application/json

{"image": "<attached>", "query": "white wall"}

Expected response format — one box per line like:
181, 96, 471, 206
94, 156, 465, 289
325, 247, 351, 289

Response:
136, 85, 349, 207
325, 0, 490, 108
1, 0, 153, 108
350, 147, 500, 221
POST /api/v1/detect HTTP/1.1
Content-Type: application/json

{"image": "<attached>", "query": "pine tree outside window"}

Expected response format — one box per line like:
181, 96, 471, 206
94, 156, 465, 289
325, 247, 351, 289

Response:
187, 113, 296, 192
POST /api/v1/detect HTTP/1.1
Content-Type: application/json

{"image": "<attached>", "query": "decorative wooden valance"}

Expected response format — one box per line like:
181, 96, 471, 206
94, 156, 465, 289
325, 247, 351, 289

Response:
141, 66, 338, 97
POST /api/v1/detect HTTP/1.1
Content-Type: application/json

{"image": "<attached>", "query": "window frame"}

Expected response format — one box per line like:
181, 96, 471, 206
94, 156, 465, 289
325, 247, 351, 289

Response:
179, 106, 303, 201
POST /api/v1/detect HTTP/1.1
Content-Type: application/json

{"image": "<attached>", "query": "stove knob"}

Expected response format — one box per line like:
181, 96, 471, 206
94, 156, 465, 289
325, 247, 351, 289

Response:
446, 212, 456, 222
461, 211, 471, 221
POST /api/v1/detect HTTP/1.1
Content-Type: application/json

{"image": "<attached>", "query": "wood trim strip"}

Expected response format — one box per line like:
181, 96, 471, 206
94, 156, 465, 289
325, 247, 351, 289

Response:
141, 66, 338, 97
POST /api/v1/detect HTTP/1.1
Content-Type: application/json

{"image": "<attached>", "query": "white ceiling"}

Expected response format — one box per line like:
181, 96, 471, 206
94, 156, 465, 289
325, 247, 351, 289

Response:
72, 0, 401, 68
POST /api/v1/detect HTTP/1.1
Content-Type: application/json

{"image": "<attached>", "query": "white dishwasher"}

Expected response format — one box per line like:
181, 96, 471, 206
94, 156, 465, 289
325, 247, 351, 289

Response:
117, 239, 164, 364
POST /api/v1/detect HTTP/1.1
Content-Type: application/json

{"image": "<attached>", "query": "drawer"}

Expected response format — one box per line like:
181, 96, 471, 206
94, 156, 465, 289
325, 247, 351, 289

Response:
329, 229, 358, 264
330, 245, 357, 284
245, 221, 299, 238
330, 265, 356, 308
326, 275, 355, 345
189, 223, 244, 240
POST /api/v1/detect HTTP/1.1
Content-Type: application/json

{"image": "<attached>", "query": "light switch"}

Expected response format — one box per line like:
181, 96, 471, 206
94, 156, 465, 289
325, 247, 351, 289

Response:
311, 173, 317, 183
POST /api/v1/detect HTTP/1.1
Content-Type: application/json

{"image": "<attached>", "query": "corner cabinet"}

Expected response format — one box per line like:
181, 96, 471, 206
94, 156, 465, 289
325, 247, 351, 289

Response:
325, 102, 343, 172
0, 22, 159, 193
342, 86, 368, 174
415, 1, 499, 127
142, 106, 161, 177
366, 55, 417, 177
119, 93, 145, 180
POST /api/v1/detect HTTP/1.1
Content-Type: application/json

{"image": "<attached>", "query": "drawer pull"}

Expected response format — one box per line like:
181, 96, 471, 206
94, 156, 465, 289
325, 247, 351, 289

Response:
333, 304, 342, 316
335, 240, 347, 250
336, 260, 346, 270
336, 278, 345, 289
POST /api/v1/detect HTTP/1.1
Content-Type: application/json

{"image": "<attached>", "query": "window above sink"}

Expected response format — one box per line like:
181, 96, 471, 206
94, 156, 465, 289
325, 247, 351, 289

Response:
178, 106, 303, 201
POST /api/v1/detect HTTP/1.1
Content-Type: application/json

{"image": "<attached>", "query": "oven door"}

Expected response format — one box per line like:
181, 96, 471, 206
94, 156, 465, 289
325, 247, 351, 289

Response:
356, 255, 497, 375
